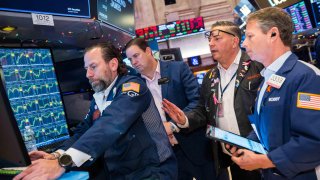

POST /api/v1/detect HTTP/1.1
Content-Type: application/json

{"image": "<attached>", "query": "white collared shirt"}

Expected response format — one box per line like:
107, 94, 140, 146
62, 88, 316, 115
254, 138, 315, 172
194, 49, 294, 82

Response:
257, 51, 291, 113
93, 76, 118, 114
216, 50, 241, 135
141, 61, 167, 122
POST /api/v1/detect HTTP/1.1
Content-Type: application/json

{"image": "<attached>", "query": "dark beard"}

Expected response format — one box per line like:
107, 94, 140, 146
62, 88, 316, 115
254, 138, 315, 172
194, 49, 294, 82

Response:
90, 80, 111, 93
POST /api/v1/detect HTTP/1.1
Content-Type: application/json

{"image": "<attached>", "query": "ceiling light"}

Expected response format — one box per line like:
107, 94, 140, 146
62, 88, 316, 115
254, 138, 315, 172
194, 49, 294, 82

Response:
0, 26, 17, 33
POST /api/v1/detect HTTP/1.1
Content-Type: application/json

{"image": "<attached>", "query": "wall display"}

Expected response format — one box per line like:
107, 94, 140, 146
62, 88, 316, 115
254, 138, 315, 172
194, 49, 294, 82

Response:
284, 1, 313, 33
0, 0, 90, 18
234, 0, 257, 22
254, 0, 301, 8
0, 48, 70, 150
187, 56, 202, 67
310, 0, 320, 27
193, 69, 209, 85
136, 17, 205, 42
97, 0, 135, 35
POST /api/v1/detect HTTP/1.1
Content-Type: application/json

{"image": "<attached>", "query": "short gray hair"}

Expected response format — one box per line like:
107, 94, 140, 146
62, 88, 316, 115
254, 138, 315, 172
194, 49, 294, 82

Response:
246, 7, 294, 46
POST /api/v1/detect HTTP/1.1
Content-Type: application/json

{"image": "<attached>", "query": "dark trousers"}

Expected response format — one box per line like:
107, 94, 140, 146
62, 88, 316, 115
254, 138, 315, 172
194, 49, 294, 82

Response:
174, 145, 216, 180
230, 163, 261, 180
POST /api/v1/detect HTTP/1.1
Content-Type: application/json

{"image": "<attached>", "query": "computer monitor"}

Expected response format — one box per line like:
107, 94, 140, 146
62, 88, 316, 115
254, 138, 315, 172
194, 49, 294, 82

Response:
187, 56, 202, 67
159, 48, 183, 61
284, 1, 313, 34
0, 82, 31, 167
0, 48, 70, 151
234, 0, 257, 22
193, 70, 210, 85
310, 0, 320, 27
54, 58, 91, 93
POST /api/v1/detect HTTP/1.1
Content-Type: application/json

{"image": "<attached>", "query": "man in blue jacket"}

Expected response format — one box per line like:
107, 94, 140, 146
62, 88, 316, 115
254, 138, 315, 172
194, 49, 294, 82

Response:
125, 38, 215, 180
14, 42, 177, 180
231, 7, 320, 180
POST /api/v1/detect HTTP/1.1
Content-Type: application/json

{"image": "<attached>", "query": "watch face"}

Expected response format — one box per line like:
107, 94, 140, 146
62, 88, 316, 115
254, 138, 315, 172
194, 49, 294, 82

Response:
59, 154, 72, 167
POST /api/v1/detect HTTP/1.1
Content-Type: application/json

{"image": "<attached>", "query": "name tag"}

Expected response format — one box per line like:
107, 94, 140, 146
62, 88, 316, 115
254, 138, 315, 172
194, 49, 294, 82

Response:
268, 97, 280, 102
267, 74, 285, 89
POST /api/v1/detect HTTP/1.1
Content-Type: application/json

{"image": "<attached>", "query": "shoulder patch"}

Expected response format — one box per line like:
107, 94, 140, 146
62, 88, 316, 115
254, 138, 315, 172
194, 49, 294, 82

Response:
122, 82, 140, 93
297, 92, 320, 110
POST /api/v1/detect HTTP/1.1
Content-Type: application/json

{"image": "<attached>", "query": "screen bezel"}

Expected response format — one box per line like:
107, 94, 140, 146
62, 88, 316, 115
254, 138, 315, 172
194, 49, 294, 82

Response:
0, 69, 31, 167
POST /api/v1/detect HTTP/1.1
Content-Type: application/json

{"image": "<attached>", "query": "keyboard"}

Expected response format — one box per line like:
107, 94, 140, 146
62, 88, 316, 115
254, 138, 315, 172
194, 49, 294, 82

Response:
38, 140, 65, 153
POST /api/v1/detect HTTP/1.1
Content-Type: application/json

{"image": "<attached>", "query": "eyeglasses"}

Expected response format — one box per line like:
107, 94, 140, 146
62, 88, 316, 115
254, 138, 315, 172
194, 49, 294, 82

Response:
205, 29, 235, 41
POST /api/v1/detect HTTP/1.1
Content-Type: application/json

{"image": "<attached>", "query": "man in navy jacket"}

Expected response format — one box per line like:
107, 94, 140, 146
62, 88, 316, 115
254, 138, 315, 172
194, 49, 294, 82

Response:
125, 38, 215, 180
14, 42, 177, 180
231, 7, 320, 180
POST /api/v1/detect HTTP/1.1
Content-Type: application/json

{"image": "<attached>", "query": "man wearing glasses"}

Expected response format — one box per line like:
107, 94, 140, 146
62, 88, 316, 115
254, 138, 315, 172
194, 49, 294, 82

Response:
163, 21, 263, 180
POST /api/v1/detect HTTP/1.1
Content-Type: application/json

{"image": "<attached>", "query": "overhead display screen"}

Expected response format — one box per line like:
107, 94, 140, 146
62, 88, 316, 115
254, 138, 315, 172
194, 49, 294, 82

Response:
234, 0, 256, 22
310, 0, 320, 27
0, 0, 90, 18
284, 1, 313, 33
135, 17, 205, 42
97, 0, 135, 35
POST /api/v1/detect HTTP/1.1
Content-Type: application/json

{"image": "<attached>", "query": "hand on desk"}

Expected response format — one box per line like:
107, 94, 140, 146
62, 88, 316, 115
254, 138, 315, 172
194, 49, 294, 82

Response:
162, 99, 186, 125
13, 159, 65, 180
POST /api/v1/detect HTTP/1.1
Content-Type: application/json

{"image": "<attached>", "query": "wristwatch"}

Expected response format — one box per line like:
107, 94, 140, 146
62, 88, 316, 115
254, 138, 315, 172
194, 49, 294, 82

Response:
58, 154, 73, 170
170, 123, 177, 133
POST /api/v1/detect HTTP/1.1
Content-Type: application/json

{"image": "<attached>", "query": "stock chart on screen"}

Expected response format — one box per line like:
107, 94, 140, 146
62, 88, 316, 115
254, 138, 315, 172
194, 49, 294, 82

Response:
0, 48, 69, 149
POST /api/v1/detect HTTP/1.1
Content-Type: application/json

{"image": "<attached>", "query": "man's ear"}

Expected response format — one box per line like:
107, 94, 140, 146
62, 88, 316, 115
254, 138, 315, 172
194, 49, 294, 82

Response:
109, 58, 119, 72
233, 36, 240, 48
145, 47, 153, 56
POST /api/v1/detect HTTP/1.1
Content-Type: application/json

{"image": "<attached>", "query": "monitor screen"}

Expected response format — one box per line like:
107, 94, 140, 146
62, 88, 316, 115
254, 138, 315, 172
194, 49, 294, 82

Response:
97, 0, 135, 35
284, 1, 313, 33
159, 48, 183, 61
0, 0, 90, 18
187, 56, 202, 67
310, 0, 320, 27
54, 59, 91, 93
136, 17, 205, 42
193, 70, 209, 84
234, 0, 256, 22
0, 48, 70, 150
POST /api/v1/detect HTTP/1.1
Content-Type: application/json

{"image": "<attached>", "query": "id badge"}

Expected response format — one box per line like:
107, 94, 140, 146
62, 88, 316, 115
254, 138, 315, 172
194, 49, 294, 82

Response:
218, 100, 224, 117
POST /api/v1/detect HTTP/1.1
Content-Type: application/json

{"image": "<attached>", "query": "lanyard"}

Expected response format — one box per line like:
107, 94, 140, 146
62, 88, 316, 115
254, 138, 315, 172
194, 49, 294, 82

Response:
219, 71, 237, 99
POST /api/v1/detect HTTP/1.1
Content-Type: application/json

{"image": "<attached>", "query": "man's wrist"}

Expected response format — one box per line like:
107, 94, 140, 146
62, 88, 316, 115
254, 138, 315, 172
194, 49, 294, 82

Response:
260, 154, 276, 169
51, 152, 61, 159
170, 122, 180, 133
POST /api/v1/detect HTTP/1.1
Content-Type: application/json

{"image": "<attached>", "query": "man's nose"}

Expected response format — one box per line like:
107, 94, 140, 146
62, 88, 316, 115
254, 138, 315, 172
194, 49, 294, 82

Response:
86, 69, 93, 78
209, 38, 215, 47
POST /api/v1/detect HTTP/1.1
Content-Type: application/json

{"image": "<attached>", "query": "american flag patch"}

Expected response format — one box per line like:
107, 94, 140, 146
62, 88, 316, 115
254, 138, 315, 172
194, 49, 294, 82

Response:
297, 92, 320, 110
122, 82, 140, 93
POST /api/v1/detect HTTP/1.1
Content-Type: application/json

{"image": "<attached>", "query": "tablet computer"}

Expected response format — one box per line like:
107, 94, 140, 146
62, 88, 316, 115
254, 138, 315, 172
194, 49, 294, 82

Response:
206, 125, 267, 154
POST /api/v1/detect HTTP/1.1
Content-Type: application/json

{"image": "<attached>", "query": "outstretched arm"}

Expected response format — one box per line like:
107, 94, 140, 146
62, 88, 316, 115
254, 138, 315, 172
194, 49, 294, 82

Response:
162, 99, 187, 125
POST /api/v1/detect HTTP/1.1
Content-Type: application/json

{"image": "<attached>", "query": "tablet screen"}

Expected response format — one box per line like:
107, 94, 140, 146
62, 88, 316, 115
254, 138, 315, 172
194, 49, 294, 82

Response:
206, 125, 267, 154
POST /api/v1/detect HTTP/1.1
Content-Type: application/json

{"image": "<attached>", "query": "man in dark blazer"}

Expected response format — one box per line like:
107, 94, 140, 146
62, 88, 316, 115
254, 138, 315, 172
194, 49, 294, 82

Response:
163, 21, 264, 180
125, 38, 216, 180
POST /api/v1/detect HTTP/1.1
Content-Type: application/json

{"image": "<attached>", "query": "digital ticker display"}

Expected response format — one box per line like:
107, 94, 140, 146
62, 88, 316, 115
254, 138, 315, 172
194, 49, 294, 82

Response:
136, 17, 205, 41
0, 0, 90, 18
284, 1, 313, 33
0, 48, 70, 148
